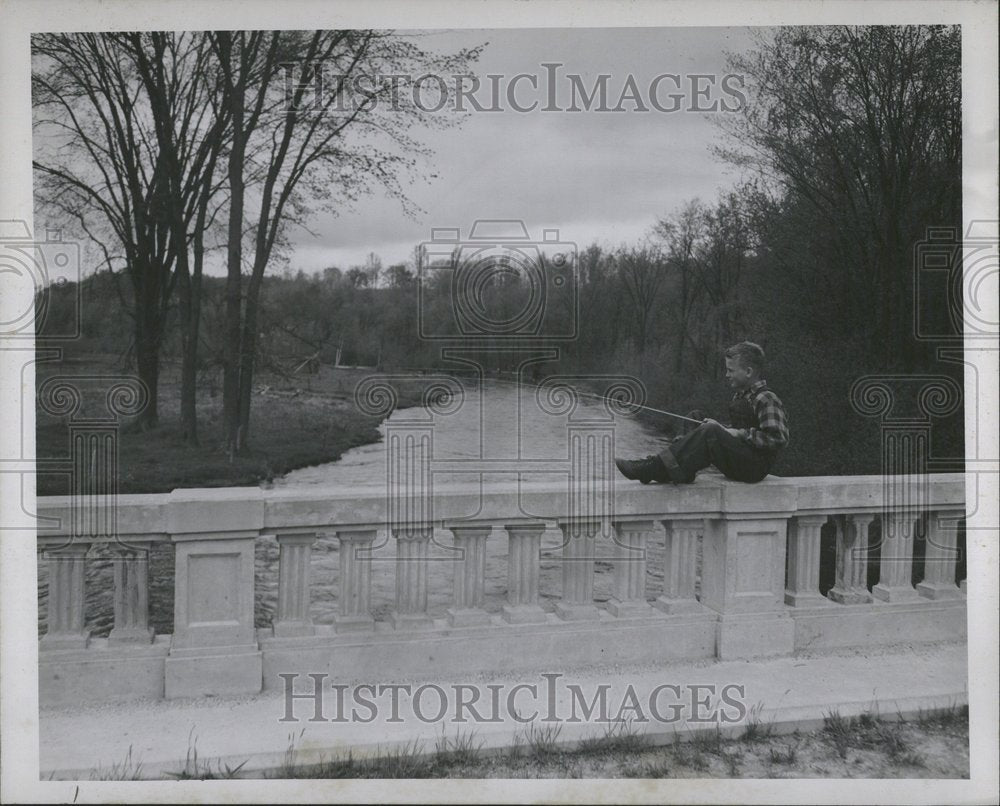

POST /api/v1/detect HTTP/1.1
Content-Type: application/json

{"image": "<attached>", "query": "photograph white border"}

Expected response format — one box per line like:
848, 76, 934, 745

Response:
1, 1, 996, 803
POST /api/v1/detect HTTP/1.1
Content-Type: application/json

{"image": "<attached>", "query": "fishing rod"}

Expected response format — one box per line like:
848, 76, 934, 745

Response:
570, 389, 703, 425
463, 373, 704, 425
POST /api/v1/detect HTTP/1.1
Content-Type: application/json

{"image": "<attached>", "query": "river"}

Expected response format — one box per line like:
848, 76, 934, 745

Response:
280, 378, 669, 485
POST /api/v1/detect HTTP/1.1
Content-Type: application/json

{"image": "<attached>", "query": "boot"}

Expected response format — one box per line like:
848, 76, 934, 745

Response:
614, 455, 671, 484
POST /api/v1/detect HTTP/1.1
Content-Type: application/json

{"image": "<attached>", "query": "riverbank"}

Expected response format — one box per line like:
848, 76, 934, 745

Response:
35, 356, 424, 495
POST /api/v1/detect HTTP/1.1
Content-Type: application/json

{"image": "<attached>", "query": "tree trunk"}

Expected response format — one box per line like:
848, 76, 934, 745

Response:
128, 248, 166, 431
178, 158, 213, 446
186, 212, 207, 443
132, 31, 209, 447
134, 315, 160, 430
236, 272, 263, 446
219, 32, 246, 453
673, 270, 689, 374
177, 261, 197, 443
176, 242, 205, 445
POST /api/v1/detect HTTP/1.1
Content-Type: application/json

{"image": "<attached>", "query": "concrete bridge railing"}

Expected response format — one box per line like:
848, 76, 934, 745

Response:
36, 474, 967, 705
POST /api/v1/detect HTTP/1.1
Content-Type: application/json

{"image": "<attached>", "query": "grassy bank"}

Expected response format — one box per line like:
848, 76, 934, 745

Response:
35, 357, 424, 495
89, 704, 969, 780
271, 704, 969, 780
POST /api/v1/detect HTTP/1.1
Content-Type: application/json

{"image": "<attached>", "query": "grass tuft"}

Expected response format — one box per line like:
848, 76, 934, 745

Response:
690, 724, 725, 756
917, 701, 969, 730
768, 742, 797, 765
434, 726, 483, 766
90, 745, 144, 781
672, 742, 710, 772
577, 716, 650, 755
823, 706, 914, 763
277, 729, 307, 777
741, 702, 774, 744
524, 721, 564, 761
166, 729, 249, 780
503, 730, 524, 763
822, 709, 853, 760
289, 740, 429, 779
637, 757, 673, 778
719, 748, 742, 776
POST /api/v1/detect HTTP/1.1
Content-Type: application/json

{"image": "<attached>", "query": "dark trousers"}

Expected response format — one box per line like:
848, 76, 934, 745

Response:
657, 422, 773, 483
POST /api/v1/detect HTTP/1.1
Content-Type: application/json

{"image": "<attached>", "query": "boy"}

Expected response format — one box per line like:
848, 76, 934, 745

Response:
615, 341, 788, 484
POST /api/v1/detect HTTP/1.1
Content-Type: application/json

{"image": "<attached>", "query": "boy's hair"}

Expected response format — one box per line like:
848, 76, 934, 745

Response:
724, 341, 766, 374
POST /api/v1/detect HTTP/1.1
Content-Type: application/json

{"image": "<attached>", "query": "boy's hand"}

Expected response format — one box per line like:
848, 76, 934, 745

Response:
702, 417, 744, 439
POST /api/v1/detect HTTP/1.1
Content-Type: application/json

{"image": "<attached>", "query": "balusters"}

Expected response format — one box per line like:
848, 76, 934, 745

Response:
828, 515, 874, 604
784, 515, 831, 606
335, 529, 377, 632
655, 519, 703, 614
36, 502, 966, 679
872, 514, 920, 602
109, 541, 154, 644
609, 519, 654, 617
447, 525, 491, 626
555, 520, 600, 620
916, 510, 964, 600
273, 532, 316, 637
40, 542, 90, 650
502, 523, 548, 624
391, 525, 433, 629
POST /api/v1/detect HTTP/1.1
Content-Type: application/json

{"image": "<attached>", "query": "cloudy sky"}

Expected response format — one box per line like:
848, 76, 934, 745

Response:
290, 26, 758, 274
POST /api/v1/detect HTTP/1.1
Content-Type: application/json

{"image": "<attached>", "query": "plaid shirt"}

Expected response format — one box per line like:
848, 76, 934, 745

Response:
735, 380, 789, 452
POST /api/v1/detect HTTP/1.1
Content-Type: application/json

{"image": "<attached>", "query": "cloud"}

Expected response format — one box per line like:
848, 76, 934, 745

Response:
182, 27, 759, 274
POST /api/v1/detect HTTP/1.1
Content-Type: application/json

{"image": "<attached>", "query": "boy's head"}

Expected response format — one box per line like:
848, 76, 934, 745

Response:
724, 341, 765, 390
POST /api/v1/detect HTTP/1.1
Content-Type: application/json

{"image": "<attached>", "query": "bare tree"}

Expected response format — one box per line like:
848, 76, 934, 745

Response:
696, 190, 753, 364
33, 33, 231, 439
654, 199, 707, 373
33, 34, 177, 429
209, 30, 482, 452
615, 244, 670, 368
124, 32, 230, 443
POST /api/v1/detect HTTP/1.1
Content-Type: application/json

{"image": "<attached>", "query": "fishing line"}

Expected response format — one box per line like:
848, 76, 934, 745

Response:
441, 373, 703, 425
